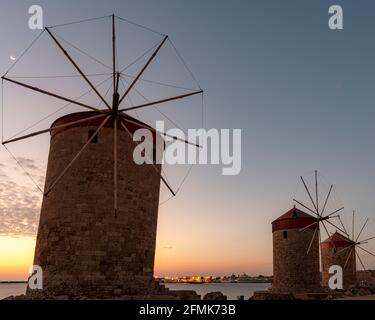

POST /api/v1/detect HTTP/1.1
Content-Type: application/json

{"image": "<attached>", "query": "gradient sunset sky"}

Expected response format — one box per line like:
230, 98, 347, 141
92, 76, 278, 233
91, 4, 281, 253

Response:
1, 0, 375, 281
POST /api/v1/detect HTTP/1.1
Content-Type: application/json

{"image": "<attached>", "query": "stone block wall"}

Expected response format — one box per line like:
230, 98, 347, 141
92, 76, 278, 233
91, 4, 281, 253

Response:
28, 123, 161, 297
321, 246, 357, 288
272, 228, 321, 292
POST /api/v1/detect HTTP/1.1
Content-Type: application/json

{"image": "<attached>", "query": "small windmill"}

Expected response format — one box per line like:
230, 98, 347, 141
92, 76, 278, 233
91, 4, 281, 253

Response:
335, 211, 375, 273
293, 170, 346, 254
1, 14, 203, 215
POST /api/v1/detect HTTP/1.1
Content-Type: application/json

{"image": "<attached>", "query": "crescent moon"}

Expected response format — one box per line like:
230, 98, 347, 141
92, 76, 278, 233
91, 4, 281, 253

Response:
10, 56, 16, 61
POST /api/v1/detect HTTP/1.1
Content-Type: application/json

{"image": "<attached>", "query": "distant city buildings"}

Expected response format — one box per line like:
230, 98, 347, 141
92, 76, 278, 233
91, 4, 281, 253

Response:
156, 273, 272, 284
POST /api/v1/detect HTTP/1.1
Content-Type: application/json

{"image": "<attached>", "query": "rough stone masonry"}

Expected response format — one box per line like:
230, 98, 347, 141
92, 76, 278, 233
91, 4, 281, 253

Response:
28, 112, 161, 297
271, 207, 321, 293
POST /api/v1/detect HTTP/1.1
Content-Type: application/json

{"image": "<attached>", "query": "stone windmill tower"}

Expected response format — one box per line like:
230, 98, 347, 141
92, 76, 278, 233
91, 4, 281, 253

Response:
271, 171, 345, 293
1, 15, 203, 297
321, 211, 375, 289
321, 231, 356, 288
271, 206, 321, 292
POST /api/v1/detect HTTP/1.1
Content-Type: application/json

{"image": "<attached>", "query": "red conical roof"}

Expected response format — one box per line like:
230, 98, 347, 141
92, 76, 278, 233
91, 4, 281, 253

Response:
272, 206, 317, 232
50, 111, 159, 144
321, 231, 354, 249
272, 207, 315, 222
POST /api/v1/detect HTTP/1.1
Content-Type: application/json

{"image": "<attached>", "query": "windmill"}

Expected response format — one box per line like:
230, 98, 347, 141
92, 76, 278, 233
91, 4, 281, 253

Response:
1, 14, 204, 296
293, 170, 346, 254
335, 211, 375, 273
1, 14, 203, 215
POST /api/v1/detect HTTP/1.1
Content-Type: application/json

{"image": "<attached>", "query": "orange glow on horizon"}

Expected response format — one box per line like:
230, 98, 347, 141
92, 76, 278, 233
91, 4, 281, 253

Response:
0, 236, 35, 281
0, 235, 272, 281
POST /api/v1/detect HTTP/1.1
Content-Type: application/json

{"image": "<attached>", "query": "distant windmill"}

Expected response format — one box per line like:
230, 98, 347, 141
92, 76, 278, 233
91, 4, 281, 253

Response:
335, 211, 375, 272
293, 170, 346, 254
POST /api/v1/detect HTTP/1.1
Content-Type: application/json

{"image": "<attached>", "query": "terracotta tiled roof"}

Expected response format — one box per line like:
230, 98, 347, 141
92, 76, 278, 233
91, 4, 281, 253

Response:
272, 206, 317, 232
272, 206, 315, 223
322, 231, 353, 245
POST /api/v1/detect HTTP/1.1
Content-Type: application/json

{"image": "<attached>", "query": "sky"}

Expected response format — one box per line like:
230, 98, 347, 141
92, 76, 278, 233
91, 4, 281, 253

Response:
1, 0, 375, 281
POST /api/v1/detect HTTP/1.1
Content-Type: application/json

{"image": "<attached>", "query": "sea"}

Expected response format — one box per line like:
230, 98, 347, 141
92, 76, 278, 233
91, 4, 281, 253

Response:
0, 282, 271, 300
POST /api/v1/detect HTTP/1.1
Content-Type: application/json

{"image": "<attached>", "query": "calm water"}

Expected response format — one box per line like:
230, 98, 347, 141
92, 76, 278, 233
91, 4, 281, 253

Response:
0, 282, 271, 300
0, 283, 27, 300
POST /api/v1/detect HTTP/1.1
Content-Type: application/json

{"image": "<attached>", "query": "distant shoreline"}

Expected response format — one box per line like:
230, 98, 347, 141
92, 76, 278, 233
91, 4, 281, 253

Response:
163, 281, 272, 284
0, 281, 274, 284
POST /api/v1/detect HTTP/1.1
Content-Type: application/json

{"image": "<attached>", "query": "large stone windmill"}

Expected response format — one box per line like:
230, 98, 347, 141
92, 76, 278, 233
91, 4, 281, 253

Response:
1, 15, 203, 297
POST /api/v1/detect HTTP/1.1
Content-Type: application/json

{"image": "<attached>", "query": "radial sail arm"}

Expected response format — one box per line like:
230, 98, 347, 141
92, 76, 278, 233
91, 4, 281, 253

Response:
343, 247, 353, 269
357, 245, 375, 257
320, 184, 333, 215
113, 117, 118, 217
119, 119, 176, 196
325, 219, 348, 236
2, 113, 106, 145
293, 198, 318, 216
359, 235, 375, 243
2, 76, 104, 113
119, 90, 203, 113
300, 176, 319, 214
118, 35, 168, 106
45, 27, 111, 110
299, 220, 318, 232
356, 218, 369, 243
306, 225, 319, 255
121, 116, 202, 148
356, 251, 366, 272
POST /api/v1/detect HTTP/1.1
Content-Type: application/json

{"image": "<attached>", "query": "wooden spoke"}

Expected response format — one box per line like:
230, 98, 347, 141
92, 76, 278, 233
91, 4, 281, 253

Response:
293, 198, 318, 216
112, 14, 117, 92
45, 27, 111, 110
2, 76, 104, 113
306, 225, 318, 255
119, 119, 175, 197
114, 117, 118, 217
315, 170, 319, 214
299, 220, 318, 232
337, 215, 349, 236
335, 245, 352, 256
356, 218, 369, 243
325, 219, 348, 236
2, 113, 106, 145
326, 207, 345, 217
318, 228, 322, 270
343, 247, 353, 270
300, 176, 319, 214
322, 220, 336, 250
118, 35, 168, 106
352, 211, 355, 242
321, 184, 333, 216
120, 90, 203, 113
357, 245, 375, 257
355, 250, 366, 272
359, 235, 375, 243
120, 115, 202, 148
